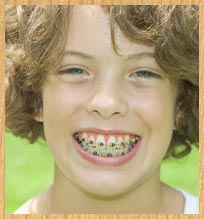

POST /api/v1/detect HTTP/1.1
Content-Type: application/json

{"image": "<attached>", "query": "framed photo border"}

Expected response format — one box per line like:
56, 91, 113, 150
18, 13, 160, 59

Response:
1, 0, 203, 218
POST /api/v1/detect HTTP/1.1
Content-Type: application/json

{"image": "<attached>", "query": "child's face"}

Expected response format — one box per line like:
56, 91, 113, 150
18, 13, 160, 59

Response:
40, 6, 177, 197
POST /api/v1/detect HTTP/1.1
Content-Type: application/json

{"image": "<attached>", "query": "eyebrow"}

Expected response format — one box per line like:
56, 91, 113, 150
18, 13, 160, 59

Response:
63, 50, 94, 60
63, 50, 155, 61
126, 52, 155, 61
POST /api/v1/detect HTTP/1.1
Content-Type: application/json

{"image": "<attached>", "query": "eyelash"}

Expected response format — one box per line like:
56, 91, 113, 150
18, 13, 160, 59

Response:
129, 70, 161, 79
58, 67, 161, 81
59, 67, 89, 76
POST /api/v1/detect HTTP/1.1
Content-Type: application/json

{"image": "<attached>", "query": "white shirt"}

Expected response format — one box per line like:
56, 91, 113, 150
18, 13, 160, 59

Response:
178, 189, 199, 214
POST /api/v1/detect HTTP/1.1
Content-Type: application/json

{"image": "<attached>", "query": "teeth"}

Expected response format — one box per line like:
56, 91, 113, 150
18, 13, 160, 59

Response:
75, 133, 80, 141
107, 136, 115, 148
89, 136, 95, 146
96, 135, 105, 146
81, 133, 87, 143
107, 136, 114, 155
130, 137, 135, 144
115, 137, 124, 155
117, 137, 123, 146
108, 136, 117, 147
96, 135, 105, 155
125, 135, 130, 142
75, 133, 139, 157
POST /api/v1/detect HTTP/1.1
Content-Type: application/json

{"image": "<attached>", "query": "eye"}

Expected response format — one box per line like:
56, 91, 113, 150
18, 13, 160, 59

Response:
59, 67, 89, 76
57, 66, 91, 83
130, 70, 161, 79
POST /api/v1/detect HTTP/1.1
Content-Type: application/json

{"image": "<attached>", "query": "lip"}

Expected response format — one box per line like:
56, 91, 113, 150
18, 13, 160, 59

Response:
74, 128, 138, 136
72, 128, 141, 166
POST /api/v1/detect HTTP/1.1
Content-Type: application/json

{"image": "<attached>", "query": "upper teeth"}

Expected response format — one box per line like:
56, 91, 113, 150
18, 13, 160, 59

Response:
97, 135, 105, 146
74, 132, 139, 157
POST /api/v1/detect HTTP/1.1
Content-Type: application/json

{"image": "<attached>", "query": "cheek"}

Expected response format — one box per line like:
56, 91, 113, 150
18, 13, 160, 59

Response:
41, 82, 89, 158
41, 82, 90, 142
132, 87, 175, 130
130, 87, 176, 165
43, 83, 85, 120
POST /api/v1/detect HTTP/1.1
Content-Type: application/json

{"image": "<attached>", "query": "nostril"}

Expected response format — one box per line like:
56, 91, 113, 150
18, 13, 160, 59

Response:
87, 100, 128, 119
86, 92, 128, 119
90, 109, 122, 120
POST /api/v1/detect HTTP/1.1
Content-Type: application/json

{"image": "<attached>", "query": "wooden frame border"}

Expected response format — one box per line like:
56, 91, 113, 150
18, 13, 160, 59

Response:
1, 0, 203, 218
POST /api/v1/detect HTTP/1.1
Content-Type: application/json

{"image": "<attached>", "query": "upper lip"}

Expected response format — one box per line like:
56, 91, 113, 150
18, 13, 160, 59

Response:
74, 128, 140, 136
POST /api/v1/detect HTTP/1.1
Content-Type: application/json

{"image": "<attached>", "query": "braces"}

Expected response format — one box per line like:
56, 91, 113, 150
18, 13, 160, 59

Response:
74, 133, 138, 148
74, 133, 138, 157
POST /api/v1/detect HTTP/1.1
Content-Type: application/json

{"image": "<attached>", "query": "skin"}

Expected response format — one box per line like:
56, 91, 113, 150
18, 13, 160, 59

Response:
15, 6, 185, 214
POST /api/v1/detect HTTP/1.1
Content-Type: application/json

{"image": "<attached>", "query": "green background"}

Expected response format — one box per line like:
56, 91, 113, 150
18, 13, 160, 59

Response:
5, 131, 199, 214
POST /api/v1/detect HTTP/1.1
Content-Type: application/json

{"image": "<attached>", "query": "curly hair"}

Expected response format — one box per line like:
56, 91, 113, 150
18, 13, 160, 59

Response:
5, 5, 199, 158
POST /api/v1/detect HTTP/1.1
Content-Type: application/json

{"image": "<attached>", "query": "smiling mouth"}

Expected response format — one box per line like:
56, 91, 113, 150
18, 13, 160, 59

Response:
73, 132, 139, 157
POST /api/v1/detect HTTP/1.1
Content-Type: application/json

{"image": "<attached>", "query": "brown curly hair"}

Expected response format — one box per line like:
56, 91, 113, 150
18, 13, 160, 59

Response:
5, 5, 199, 158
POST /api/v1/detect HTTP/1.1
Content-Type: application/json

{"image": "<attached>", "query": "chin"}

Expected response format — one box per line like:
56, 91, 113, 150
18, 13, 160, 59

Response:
82, 186, 133, 200
75, 177, 136, 199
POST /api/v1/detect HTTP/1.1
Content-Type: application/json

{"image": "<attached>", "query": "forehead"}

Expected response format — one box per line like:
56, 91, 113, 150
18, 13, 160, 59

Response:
66, 5, 155, 57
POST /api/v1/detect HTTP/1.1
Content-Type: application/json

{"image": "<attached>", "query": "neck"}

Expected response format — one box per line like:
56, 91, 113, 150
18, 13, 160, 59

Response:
46, 164, 167, 213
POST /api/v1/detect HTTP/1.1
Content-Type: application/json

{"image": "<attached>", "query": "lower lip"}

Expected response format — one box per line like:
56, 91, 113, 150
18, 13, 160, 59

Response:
73, 136, 141, 166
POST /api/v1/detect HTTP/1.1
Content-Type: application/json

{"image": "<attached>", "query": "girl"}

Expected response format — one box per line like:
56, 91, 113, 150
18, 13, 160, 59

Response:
5, 5, 199, 213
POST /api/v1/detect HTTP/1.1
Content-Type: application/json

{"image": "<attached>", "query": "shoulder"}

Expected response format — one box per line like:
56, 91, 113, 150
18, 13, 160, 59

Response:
13, 188, 52, 214
177, 189, 199, 214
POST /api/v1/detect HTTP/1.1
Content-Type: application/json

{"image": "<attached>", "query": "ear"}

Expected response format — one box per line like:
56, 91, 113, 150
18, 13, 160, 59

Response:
33, 107, 43, 122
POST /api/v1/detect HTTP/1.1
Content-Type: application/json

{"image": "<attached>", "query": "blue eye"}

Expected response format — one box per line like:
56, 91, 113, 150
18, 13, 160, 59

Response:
130, 70, 161, 79
59, 67, 88, 76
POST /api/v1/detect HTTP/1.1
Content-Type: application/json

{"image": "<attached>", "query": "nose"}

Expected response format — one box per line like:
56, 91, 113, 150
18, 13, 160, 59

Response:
86, 81, 128, 119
